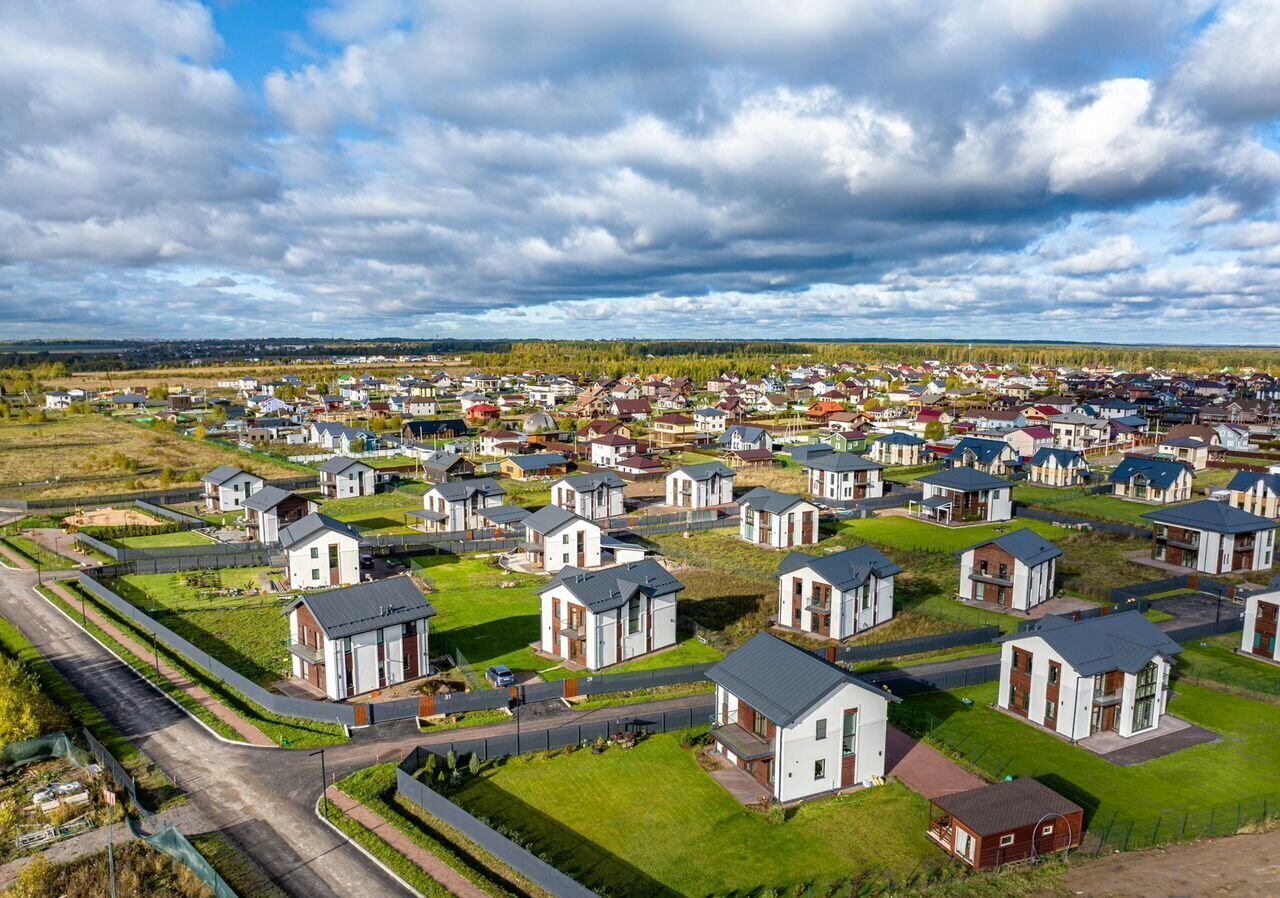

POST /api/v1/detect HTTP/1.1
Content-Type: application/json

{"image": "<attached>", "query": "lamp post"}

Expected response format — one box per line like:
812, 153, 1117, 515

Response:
311, 749, 329, 820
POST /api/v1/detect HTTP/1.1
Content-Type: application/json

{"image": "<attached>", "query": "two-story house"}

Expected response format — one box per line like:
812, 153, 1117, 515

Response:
551, 472, 626, 521
802, 453, 885, 503
707, 633, 895, 803
416, 479, 506, 533
944, 437, 1020, 477
240, 486, 317, 544
1027, 448, 1090, 488
957, 529, 1061, 613
997, 612, 1181, 742
910, 469, 1013, 524
738, 488, 819, 548
317, 456, 376, 499
589, 433, 638, 468
281, 514, 363, 589
1156, 437, 1211, 471
1142, 500, 1278, 574
201, 465, 264, 514
775, 546, 900, 640
538, 558, 684, 670
1228, 470, 1280, 519
665, 462, 736, 509
649, 413, 698, 448
1108, 457, 1194, 504
717, 425, 773, 453
1242, 581, 1280, 663
867, 432, 928, 466
520, 505, 603, 573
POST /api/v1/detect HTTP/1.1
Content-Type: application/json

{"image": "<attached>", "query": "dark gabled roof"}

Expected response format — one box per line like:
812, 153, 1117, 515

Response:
557, 471, 626, 492
671, 461, 735, 482
417, 451, 472, 473
402, 418, 468, 437
278, 513, 362, 550
1228, 471, 1280, 494
1108, 456, 1190, 490
959, 528, 1062, 566
918, 467, 1012, 492
541, 558, 684, 614
738, 486, 811, 514
523, 504, 592, 535
1142, 499, 1279, 534
877, 431, 925, 446
786, 443, 832, 464
1029, 447, 1086, 467
290, 577, 435, 639
932, 779, 1083, 837
776, 546, 901, 591
240, 485, 301, 512
430, 478, 506, 502
1159, 437, 1211, 448
479, 504, 532, 526
947, 437, 1013, 465
504, 453, 569, 472
202, 464, 249, 485
1004, 610, 1182, 676
803, 452, 883, 473
317, 456, 372, 475
707, 633, 893, 728
716, 424, 769, 444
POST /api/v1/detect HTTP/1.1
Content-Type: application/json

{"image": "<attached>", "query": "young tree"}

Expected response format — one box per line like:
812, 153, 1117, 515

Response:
923, 421, 946, 441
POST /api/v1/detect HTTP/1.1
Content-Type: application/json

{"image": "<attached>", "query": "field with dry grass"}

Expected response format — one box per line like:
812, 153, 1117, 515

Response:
0, 416, 304, 500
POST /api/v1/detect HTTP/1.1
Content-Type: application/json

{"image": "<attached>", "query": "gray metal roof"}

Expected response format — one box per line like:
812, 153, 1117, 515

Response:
240, 485, 299, 512
671, 461, 735, 482
707, 633, 894, 728
947, 437, 1012, 466
931, 778, 1082, 837
803, 452, 884, 473
541, 558, 683, 614
918, 467, 1012, 492
430, 477, 506, 503
505, 453, 569, 471
1108, 456, 1189, 491
738, 486, 812, 514
557, 471, 626, 492
1142, 499, 1279, 535
202, 464, 247, 485
278, 513, 362, 550
1004, 611, 1182, 676
959, 528, 1062, 567
523, 504, 591, 535
776, 545, 902, 591
877, 431, 925, 446
317, 456, 372, 475
292, 576, 435, 639
479, 504, 532, 526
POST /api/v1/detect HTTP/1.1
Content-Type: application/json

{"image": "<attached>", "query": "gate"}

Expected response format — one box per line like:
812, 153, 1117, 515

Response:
563, 679, 580, 699
418, 694, 436, 718
354, 704, 369, 727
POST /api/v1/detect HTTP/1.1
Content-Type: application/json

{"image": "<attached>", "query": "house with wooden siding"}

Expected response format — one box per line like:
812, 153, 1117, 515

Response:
241, 485, 317, 544
649, 413, 698, 448
909, 468, 1013, 524
1142, 500, 1278, 574
286, 577, 435, 701
1242, 581, 1280, 663
775, 546, 900, 641
957, 529, 1061, 613
1027, 447, 1090, 488
538, 559, 684, 670
520, 505, 603, 573
1108, 456, 1194, 504
997, 611, 1181, 742
415, 479, 506, 533
551, 472, 626, 521
281, 514, 363, 589
738, 488, 819, 548
802, 453, 885, 503
665, 462, 735, 509
928, 779, 1083, 872
707, 633, 895, 803
1227, 471, 1280, 519
499, 453, 570, 480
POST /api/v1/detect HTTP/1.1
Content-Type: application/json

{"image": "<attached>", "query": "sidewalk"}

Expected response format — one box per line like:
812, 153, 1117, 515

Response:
42, 580, 275, 747
325, 785, 489, 898
0, 541, 32, 570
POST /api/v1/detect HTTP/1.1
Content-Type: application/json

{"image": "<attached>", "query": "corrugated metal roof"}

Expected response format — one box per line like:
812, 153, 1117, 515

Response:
671, 461, 735, 482
201, 464, 246, 485
1004, 611, 1182, 676
1142, 499, 1279, 535
279, 513, 362, 550
776, 546, 901, 591
739, 487, 811, 514
523, 504, 591, 535
803, 452, 884, 473
918, 467, 1012, 491
932, 779, 1082, 837
293, 576, 436, 639
241, 485, 299, 512
541, 558, 683, 613
317, 456, 371, 475
431, 478, 506, 502
557, 471, 626, 492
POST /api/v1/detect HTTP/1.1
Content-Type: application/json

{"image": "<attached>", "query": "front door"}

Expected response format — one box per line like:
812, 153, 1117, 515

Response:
841, 709, 857, 786
576, 530, 586, 567
328, 543, 340, 585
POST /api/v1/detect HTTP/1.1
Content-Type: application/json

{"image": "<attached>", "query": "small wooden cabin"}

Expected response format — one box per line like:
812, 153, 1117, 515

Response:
927, 779, 1083, 871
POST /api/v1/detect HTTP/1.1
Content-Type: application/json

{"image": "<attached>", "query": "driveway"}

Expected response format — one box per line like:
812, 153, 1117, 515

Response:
1152, 592, 1242, 631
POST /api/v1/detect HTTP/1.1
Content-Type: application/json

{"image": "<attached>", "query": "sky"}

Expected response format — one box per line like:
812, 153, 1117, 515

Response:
4, 1, 1280, 343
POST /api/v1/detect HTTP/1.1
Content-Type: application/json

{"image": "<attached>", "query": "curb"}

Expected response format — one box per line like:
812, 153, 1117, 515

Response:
313, 794, 423, 898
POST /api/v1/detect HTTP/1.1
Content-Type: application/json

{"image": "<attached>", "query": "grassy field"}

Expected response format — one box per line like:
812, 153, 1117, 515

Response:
321, 482, 430, 534
896, 681, 1280, 830
829, 515, 1063, 554
1013, 485, 1170, 526
113, 530, 215, 549
0, 415, 304, 500
412, 555, 721, 683
1, 534, 78, 568
1175, 636, 1280, 697
452, 733, 936, 897
113, 568, 288, 685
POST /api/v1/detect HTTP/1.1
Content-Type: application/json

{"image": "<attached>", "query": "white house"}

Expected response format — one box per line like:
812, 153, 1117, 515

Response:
317, 456, 376, 499
1142, 500, 1278, 574
802, 453, 885, 503
708, 633, 894, 803
477, 429, 527, 456
1108, 457, 1194, 504
1228, 470, 1280, 519
286, 577, 435, 701
909, 469, 1013, 524
868, 432, 927, 466
1241, 582, 1280, 663
201, 465, 265, 514
997, 612, 1181, 742
44, 392, 73, 411
589, 434, 638, 468
693, 407, 729, 434
551, 472, 626, 521
1027, 448, 1090, 488
958, 529, 1061, 613
776, 546, 900, 640
738, 488, 819, 548
717, 425, 773, 453
538, 558, 684, 670
666, 462, 736, 509
520, 505, 603, 573
416, 479, 506, 533
240, 486, 316, 544
281, 513, 363, 589
1156, 437, 1211, 471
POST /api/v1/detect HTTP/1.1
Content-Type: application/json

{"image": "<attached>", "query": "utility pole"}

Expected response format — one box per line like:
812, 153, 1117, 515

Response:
311, 749, 329, 819
103, 788, 118, 898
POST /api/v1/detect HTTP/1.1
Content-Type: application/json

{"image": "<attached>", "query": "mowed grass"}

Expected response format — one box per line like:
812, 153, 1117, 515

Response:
829, 514, 1062, 554
452, 734, 935, 897
113, 530, 215, 549
1176, 637, 1280, 697
413, 554, 722, 683
114, 567, 289, 685
322, 482, 429, 534
896, 681, 1280, 827
1013, 485, 1168, 527
0, 415, 302, 500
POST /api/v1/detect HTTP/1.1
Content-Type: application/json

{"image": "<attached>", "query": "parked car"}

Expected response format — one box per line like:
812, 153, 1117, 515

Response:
485, 664, 516, 688
359, 554, 374, 568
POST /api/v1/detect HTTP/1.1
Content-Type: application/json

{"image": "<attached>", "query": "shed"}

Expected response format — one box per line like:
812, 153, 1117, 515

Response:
927, 778, 1084, 871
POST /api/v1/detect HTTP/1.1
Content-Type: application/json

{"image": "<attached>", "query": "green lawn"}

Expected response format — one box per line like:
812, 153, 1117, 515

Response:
1013, 485, 1168, 527
113, 530, 214, 549
114, 568, 288, 685
1, 534, 78, 569
321, 482, 430, 534
451, 733, 935, 897
883, 464, 941, 483
1175, 637, 1280, 697
412, 555, 721, 684
829, 515, 1063, 554
895, 681, 1280, 836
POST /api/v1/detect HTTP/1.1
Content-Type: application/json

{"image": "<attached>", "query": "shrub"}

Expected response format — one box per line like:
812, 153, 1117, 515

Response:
446, 749, 457, 771
763, 803, 786, 826
468, 753, 481, 775
677, 728, 711, 749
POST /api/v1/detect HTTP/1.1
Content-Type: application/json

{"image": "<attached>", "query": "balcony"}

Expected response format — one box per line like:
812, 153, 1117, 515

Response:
1092, 689, 1122, 706
1162, 534, 1200, 550
558, 625, 586, 641
710, 721, 775, 761
288, 642, 324, 665
969, 570, 1013, 586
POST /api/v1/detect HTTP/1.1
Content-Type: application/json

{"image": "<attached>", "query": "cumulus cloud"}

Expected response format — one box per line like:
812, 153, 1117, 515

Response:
3, 0, 1280, 341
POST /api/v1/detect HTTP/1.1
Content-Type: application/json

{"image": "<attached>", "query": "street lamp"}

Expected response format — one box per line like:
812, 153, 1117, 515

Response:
311, 749, 329, 820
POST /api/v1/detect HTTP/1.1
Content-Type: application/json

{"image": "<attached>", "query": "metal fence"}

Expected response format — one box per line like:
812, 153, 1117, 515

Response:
864, 661, 1003, 697
1109, 573, 1236, 605
134, 500, 206, 530
0, 476, 318, 516
82, 727, 151, 817
832, 626, 1000, 665
1164, 616, 1245, 642
74, 531, 272, 569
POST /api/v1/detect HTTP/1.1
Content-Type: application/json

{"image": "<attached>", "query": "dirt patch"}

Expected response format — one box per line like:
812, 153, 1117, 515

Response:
61, 507, 162, 528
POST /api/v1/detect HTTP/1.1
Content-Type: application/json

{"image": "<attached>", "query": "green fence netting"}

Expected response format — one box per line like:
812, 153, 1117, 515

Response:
132, 822, 240, 898
0, 731, 90, 770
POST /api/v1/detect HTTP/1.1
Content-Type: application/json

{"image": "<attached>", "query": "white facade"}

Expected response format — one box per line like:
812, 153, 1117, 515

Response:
1153, 524, 1276, 574
289, 613, 431, 701
323, 462, 375, 499
665, 468, 735, 508
539, 587, 677, 670
958, 549, 1056, 612
805, 465, 884, 502
739, 497, 819, 548
1242, 588, 1280, 663
421, 485, 503, 532
204, 471, 264, 513
526, 517, 603, 573
589, 438, 636, 468
868, 438, 923, 466
1029, 453, 1089, 487
777, 566, 894, 639
551, 479, 625, 520
285, 530, 361, 588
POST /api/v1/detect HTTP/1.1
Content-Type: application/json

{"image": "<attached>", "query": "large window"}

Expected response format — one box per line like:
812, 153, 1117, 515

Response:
814, 759, 826, 780
842, 712, 857, 755
1132, 661, 1159, 731
628, 598, 641, 635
